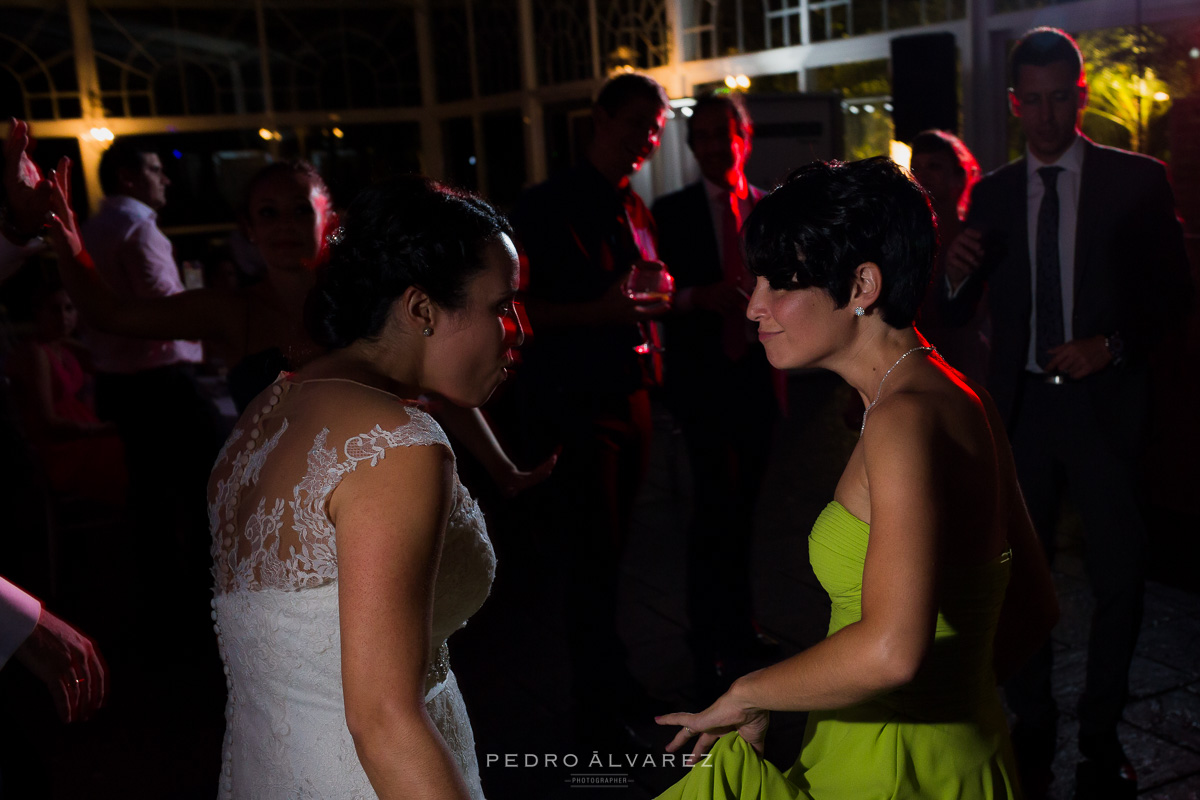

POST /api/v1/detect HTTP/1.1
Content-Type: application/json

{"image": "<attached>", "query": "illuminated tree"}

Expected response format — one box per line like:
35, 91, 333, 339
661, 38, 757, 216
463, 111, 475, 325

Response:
1077, 27, 1188, 155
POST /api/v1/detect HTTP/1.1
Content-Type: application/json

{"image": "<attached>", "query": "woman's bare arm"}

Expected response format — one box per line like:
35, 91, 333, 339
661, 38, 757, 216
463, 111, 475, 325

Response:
659, 395, 945, 754
330, 424, 473, 800
738, 396, 942, 708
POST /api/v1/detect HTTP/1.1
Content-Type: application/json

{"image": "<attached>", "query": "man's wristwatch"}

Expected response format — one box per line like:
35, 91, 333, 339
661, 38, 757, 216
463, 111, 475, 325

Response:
1104, 331, 1126, 367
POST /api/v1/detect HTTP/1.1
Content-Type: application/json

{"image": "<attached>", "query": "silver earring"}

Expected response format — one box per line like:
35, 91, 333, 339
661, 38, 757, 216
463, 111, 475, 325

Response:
422, 326, 433, 337
854, 306, 865, 317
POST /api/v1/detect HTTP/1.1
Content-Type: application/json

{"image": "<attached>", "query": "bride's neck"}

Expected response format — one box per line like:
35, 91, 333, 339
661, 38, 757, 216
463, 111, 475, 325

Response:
310, 339, 424, 401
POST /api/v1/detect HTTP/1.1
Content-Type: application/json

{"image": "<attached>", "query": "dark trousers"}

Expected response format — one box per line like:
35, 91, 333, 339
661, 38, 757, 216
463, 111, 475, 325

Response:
512, 385, 653, 730
96, 365, 224, 649
1004, 375, 1147, 764
673, 352, 777, 666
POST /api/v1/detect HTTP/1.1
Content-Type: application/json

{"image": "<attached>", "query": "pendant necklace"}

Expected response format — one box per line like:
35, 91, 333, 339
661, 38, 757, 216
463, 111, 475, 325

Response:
860, 346, 936, 437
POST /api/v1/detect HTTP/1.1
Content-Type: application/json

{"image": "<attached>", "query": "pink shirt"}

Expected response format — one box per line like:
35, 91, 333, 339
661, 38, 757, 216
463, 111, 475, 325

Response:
81, 195, 202, 373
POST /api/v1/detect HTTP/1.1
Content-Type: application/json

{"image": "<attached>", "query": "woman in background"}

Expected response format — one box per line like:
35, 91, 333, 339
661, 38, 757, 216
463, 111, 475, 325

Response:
7, 280, 126, 505
910, 129, 990, 384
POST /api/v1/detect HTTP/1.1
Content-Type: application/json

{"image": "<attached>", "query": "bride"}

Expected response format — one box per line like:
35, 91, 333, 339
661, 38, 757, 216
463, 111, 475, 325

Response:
50, 175, 521, 798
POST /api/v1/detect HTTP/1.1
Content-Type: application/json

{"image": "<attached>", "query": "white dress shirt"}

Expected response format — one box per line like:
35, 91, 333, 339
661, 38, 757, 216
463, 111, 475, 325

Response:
704, 176, 757, 259
1025, 135, 1084, 372
81, 195, 202, 374
0, 576, 41, 667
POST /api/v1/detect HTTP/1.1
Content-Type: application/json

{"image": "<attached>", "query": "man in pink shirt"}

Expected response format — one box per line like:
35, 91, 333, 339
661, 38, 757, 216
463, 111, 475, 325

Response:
81, 138, 223, 639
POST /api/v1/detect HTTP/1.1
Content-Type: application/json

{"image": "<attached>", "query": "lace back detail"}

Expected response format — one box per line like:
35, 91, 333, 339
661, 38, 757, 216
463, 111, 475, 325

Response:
208, 378, 452, 594
207, 377, 492, 800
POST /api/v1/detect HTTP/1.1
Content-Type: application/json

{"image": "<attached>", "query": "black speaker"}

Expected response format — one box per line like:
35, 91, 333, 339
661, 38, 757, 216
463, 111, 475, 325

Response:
890, 32, 958, 143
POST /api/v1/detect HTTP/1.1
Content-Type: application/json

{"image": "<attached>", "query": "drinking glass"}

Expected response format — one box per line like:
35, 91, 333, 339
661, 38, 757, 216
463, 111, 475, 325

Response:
624, 260, 674, 354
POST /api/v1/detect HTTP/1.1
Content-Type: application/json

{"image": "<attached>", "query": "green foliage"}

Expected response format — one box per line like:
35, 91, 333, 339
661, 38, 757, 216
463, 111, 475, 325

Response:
1077, 26, 1190, 157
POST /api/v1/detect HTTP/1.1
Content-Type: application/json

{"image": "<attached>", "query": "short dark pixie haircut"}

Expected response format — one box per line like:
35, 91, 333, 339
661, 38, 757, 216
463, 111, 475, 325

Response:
1009, 27, 1085, 89
306, 176, 512, 350
743, 157, 935, 329
686, 91, 753, 149
98, 138, 155, 196
595, 73, 669, 116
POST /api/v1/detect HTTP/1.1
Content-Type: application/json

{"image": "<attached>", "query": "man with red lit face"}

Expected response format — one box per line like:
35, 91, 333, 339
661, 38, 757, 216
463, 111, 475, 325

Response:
508, 73, 670, 749
652, 92, 780, 699
942, 27, 1192, 798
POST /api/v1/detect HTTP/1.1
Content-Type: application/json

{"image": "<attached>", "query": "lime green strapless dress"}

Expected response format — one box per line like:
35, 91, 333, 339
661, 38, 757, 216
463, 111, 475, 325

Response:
657, 502, 1021, 800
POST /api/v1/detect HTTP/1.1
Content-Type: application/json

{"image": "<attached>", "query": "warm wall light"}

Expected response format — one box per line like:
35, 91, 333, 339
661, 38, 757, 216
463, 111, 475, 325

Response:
735, 75, 750, 89
332, 127, 344, 138
1153, 91, 1170, 102
89, 127, 114, 142
890, 140, 912, 170
258, 128, 273, 141
724, 75, 738, 89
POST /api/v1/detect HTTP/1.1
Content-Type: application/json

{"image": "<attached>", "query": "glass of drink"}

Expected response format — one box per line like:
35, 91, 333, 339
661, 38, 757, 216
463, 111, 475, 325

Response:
624, 260, 674, 354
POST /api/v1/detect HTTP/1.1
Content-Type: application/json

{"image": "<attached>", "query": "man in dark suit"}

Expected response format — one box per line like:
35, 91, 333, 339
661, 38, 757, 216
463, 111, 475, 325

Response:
653, 92, 780, 698
943, 27, 1192, 799
508, 73, 671, 748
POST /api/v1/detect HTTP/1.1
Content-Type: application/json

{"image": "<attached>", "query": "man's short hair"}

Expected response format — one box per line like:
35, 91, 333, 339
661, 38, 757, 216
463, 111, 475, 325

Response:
594, 73, 669, 116
1009, 27, 1086, 88
99, 138, 153, 197
686, 91, 753, 148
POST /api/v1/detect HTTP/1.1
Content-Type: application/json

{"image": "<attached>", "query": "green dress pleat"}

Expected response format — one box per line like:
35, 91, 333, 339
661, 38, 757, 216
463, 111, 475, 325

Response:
657, 502, 1022, 800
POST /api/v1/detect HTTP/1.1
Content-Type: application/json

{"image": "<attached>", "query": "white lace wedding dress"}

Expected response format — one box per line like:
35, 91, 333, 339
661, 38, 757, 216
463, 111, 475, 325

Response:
207, 375, 494, 799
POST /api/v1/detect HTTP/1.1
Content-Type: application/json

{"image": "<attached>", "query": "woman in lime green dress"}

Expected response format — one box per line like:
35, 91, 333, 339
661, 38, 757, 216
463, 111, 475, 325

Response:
655, 158, 1059, 800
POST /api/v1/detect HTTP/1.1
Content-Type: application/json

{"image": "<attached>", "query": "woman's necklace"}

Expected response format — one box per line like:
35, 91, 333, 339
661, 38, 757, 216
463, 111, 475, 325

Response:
860, 346, 936, 437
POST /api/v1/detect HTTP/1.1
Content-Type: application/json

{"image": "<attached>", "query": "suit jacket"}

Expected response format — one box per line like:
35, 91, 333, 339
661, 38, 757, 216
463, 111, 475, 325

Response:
945, 137, 1192, 434
653, 181, 775, 414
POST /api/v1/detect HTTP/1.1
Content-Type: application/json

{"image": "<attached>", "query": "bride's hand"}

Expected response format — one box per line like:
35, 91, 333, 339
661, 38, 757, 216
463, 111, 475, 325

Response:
655, 684, 770, 761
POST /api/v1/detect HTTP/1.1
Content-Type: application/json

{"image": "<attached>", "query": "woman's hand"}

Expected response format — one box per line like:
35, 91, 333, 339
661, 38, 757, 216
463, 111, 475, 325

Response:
655, 682, 769, 760
496, 450, 558, 497
44, 158, 85, 262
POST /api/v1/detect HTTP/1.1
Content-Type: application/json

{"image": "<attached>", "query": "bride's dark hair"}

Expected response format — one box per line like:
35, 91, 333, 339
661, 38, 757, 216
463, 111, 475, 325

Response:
306, 176, 513, 349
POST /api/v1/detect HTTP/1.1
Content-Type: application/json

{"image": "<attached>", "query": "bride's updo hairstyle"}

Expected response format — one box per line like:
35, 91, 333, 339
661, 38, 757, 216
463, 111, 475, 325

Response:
743, 156, 935, 329
306, 176, 513, 349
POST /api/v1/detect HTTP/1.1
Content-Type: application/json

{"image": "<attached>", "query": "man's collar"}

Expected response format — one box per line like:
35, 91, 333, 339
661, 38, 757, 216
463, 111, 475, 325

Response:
1026, 134, 1086, 175
702, 174, 749, 201
103, 194, 158, 221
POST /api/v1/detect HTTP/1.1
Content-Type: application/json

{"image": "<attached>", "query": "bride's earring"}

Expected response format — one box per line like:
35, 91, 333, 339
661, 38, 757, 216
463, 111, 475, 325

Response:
854, 306, 865, 317
422, 326, 434, 337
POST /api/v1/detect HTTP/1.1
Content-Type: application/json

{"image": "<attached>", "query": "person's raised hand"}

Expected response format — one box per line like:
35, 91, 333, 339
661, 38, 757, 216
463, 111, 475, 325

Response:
44, 157, 86, 263
15, 607, 108, 723
944, 228, 985, 289
2, 118, 55, 242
